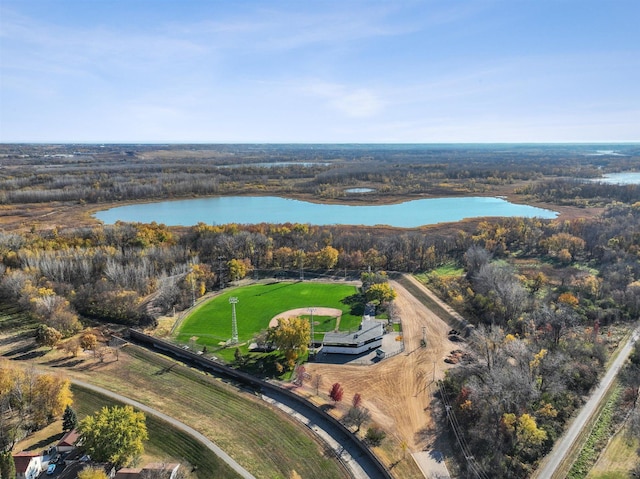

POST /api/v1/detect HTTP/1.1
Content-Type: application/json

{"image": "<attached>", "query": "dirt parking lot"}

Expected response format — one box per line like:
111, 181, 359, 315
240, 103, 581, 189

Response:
302, 276, 460, 452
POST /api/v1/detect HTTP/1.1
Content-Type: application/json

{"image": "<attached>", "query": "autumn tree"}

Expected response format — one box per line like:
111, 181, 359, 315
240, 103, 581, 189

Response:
80, 333, 98, 351
32, 374, 73, 426
352, 393, 362, 409
35, 324, 62, 350
63, 338, 81, 357
78, 405, 148, 468
77, 467, 108, 479
315, 245, 339, 269
227, 258, 252, 282
502, 413, 547, 453
342, 406, 370, 432
464, 245, 491, 280
267, 317, 310, 369
329, 383, 344, 403
365, 282, 396, 305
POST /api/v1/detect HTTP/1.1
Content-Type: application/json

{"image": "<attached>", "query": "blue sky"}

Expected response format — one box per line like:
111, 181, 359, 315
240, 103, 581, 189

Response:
1, 0, 639, 143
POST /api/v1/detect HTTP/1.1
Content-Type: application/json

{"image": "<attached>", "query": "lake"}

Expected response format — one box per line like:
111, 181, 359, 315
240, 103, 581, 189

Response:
593, 172, 640, 185
94, 196, 557, 228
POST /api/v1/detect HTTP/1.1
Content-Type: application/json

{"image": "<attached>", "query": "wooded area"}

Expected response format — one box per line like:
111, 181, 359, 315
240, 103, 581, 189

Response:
1, 143, 639, 477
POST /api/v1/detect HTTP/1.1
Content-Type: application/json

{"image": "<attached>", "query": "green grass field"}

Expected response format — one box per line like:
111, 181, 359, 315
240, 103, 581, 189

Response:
72, 385, 242, 479
176, 281, 361, 349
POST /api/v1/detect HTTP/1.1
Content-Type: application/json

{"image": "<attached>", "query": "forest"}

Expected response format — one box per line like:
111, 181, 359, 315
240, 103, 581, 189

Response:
1, 143, 639, 477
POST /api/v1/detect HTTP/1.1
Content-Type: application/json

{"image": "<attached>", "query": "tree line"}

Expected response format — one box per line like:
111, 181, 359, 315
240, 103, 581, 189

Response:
1, 143, 638, 205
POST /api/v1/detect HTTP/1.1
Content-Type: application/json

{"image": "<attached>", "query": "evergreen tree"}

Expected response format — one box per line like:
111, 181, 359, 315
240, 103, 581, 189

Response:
0, 451, 16, 479
62, 405, 78, 432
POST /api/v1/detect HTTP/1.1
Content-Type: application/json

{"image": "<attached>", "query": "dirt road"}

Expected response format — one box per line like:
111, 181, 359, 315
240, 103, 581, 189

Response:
303, 277, 458, 452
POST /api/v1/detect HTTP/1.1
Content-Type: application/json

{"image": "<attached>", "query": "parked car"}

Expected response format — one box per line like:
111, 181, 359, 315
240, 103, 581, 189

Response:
46, 463, 56, 475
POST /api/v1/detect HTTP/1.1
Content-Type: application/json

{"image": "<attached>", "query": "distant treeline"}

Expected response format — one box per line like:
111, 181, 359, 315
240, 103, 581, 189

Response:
518, 178, 640, 206
1, 144, 639, 205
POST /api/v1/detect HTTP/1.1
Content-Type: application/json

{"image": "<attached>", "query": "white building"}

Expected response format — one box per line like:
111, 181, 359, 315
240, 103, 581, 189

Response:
13, 451, 42, 479
321, 319, 384, 355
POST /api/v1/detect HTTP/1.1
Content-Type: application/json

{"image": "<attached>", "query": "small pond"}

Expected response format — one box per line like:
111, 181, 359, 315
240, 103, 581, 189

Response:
345, 188, 375, 193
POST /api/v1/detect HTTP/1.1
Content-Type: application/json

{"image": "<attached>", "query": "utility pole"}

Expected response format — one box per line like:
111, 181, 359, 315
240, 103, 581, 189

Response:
229, 297, 239, 344
218, 255, 225, 289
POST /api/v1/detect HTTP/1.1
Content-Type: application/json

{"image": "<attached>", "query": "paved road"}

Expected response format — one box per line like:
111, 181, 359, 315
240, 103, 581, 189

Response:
262, 390, 371, 479
534, 326, 640, 479
70, 379, 256, 479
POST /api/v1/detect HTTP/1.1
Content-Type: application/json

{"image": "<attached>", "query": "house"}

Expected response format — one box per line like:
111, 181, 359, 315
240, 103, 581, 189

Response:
13, 451, 42, 479
321, 319, 384, 355
115, 463, 180, 479
57, 429, 81, 452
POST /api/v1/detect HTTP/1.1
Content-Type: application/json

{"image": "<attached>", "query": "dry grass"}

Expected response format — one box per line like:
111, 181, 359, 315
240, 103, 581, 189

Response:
2, 334, 348, 479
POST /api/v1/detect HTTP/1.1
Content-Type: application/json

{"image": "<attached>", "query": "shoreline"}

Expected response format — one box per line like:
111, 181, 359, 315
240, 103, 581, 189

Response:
0, 185, 602, 233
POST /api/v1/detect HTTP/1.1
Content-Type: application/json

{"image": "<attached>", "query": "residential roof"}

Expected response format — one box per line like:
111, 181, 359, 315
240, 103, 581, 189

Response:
144, 463, 180, 471
323, 319, 383, 346
114, 468, 142, 478
12, 451, 41, 473
58, 429, 80, 447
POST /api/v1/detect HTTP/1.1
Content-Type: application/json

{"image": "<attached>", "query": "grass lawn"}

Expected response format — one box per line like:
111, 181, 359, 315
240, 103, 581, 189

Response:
65, 345, 348, 479
417, 262, 464, 278
587, 424, 640, 479
72, 386, 243, 478
176, 281, 361, 349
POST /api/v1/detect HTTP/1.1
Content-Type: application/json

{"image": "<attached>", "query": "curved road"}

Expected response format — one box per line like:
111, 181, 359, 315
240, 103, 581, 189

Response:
71, 379, 256, 479
534, 326, 640, 479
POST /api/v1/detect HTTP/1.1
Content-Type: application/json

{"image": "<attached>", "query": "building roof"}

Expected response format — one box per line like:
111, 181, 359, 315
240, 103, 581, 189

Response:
323, 319, 383, 346
114, 468, 142, 478
144, 463, 180, 471
12, 451, 41, 473
58, 429, 80, 447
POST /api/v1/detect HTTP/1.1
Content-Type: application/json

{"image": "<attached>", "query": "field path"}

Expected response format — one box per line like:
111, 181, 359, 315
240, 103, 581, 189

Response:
71, 378, 256, 479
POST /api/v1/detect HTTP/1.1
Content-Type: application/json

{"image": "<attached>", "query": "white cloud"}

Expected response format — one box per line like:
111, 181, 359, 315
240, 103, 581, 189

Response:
303, 82, 384, 118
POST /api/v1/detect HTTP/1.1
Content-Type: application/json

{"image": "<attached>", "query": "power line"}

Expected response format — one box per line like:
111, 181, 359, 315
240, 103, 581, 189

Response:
438, 381, 490, 479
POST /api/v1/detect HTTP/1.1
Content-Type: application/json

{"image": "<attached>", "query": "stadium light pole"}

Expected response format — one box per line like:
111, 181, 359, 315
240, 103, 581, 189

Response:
309, 307, 316, 349
229, 297, 239, 344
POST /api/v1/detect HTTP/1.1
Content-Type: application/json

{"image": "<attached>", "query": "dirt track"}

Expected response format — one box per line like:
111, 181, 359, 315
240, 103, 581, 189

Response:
268, 307, 342, 328
303, 277, 459, 452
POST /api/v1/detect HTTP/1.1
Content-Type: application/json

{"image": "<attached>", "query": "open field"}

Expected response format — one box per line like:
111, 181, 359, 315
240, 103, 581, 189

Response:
0, 326, 349, 479
176, 281, 361, 348
72, 385, 244, 478
587, 423, 640, 479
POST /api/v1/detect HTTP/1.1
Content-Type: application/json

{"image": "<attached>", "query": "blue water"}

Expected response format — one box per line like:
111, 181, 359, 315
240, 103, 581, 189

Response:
593, 172, 640, 184
94, 196, 557, 228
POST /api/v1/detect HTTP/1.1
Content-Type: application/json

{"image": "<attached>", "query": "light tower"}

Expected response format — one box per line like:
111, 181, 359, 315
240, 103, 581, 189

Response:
308, 307, 316, 348
229, 297, 239, 344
